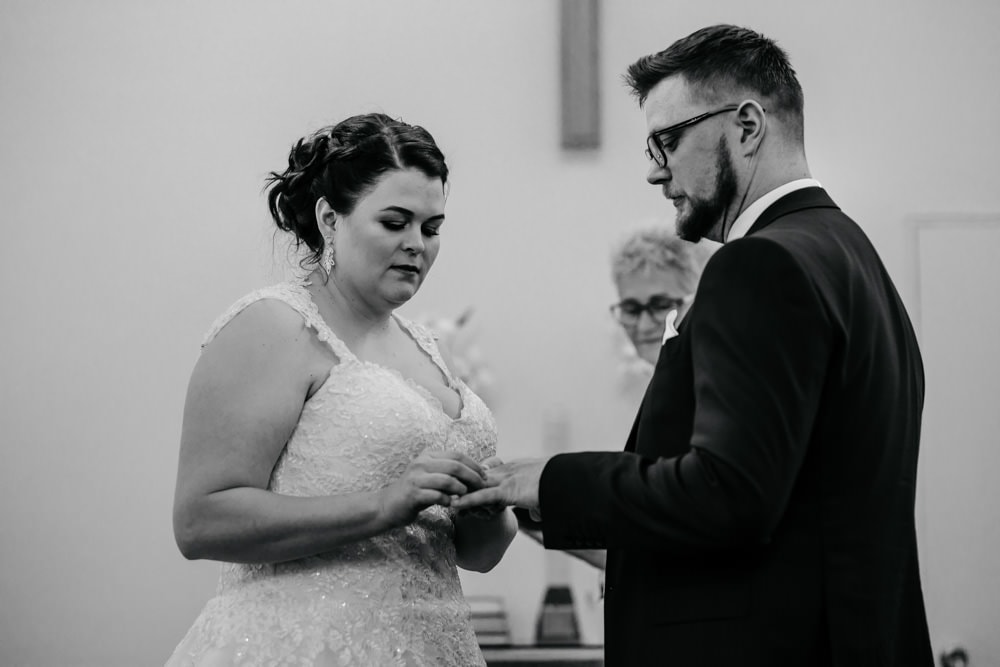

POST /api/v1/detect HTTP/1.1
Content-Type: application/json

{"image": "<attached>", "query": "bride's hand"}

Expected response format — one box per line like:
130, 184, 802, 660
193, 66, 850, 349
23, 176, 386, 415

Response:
378, 450, 486, 528
457, 456, 508, 520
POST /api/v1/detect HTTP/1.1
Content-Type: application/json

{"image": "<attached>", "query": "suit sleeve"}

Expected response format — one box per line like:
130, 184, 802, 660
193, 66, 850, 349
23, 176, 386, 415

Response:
540, 237, 832, 552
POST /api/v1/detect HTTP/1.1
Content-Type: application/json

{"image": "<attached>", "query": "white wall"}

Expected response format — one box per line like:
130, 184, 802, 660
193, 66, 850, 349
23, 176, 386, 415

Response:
1, 0, 998, 664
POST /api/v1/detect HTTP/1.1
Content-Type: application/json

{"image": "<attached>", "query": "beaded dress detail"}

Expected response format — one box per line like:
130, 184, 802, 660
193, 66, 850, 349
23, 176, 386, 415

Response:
166, 282, 495, 667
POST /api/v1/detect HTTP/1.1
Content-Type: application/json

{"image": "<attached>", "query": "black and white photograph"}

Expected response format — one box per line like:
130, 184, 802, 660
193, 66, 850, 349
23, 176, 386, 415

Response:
2, 1, 998, 665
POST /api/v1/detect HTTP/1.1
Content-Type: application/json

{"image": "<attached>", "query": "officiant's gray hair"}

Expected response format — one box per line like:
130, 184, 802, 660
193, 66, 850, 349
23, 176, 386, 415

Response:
610, 225, 714, 293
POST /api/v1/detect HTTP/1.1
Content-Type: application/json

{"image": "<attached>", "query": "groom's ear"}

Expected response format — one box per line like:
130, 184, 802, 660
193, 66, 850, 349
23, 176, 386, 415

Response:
735, 99, 766, 158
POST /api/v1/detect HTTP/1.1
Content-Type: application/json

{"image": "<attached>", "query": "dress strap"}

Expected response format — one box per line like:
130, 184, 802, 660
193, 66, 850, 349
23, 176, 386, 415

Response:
395, 315, 459, 388
289, 281, 358, 362
200, 281, 357, 363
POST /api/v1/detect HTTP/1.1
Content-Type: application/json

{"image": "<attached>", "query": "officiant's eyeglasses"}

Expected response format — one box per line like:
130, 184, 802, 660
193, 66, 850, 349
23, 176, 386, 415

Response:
645, 104, 740, 168
610, 295, 692, 325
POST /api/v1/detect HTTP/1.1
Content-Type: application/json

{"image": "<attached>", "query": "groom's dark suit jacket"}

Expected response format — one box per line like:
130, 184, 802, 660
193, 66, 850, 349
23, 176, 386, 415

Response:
539, 188, 933, 666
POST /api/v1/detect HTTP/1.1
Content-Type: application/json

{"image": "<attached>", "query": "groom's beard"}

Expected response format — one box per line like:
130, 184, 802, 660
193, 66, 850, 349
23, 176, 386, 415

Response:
676, 135, 739, 243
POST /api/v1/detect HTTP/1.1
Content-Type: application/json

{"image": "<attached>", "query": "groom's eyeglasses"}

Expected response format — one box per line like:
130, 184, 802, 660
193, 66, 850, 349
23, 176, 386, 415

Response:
644, 104, 740, 167
610, 295, 692, 325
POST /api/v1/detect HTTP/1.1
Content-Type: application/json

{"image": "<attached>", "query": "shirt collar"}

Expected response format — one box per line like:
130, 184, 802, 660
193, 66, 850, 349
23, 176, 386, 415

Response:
724, 178, 822, 243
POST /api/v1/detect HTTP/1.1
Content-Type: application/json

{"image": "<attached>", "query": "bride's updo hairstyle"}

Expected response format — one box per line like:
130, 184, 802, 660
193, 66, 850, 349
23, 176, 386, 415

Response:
266, 112, 449, 266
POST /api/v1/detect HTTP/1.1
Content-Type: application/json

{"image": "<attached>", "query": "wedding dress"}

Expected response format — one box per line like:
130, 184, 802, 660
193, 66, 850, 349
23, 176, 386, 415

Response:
165, 282, 493, 667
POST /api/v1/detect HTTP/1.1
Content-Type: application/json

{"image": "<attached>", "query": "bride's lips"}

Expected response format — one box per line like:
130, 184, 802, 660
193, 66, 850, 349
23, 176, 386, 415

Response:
391, 264, 421, 277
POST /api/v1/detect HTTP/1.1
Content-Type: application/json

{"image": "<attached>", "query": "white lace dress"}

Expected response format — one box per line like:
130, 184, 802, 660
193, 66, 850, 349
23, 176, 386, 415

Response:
165, 282, 495, 667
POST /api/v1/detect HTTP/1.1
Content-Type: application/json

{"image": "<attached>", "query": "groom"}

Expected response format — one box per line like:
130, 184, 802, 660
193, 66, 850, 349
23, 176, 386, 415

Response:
455, 24, 934, 666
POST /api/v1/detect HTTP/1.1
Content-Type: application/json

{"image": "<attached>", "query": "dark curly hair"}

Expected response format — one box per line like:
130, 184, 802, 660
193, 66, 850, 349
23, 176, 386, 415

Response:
624, 25, 804, 141
265, 113, 449, 267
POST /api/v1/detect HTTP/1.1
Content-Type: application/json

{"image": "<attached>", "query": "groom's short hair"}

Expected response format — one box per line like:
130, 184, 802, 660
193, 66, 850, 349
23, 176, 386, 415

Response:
624, 24, 805, 142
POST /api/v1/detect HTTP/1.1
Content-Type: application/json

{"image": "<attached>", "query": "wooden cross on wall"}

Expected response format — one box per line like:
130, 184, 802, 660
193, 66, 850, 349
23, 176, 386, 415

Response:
560, 0, 601, 149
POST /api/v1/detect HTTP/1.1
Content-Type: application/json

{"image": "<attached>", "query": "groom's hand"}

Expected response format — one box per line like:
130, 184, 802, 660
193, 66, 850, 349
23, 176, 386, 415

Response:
451, 457, 548, 518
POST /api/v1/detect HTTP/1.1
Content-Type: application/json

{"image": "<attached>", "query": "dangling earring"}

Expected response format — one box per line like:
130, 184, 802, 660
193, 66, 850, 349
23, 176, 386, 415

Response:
321, 237, 335, 274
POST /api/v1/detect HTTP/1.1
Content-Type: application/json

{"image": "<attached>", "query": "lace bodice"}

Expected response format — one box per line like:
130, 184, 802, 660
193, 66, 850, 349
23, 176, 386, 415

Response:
166, 282, 496, 667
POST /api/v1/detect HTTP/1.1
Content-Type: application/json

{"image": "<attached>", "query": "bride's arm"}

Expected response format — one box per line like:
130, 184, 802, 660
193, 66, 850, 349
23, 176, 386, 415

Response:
453, 506, 518, 573
173, 300, 483, 564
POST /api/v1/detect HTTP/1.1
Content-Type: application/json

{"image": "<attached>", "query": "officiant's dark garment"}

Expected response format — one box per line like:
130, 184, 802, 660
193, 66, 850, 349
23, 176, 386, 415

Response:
540, 189, 934, 666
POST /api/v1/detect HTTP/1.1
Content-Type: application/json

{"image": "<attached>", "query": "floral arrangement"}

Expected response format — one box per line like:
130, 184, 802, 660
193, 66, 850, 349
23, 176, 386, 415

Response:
418, 308, 495, 404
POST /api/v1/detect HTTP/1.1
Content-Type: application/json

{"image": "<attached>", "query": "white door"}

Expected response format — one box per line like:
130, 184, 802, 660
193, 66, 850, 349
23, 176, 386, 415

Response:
913, 218, 1000, 665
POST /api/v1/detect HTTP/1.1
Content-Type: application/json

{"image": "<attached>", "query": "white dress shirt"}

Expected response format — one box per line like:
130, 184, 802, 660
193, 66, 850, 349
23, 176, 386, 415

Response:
725, 178, 822, 243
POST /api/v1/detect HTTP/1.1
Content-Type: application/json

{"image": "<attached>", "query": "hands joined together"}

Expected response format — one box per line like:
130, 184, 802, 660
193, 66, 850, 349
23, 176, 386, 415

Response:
379, 450, 548, 527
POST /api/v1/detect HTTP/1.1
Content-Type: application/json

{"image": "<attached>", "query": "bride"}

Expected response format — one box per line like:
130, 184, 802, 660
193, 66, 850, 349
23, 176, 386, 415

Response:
166, 113, 516, 667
